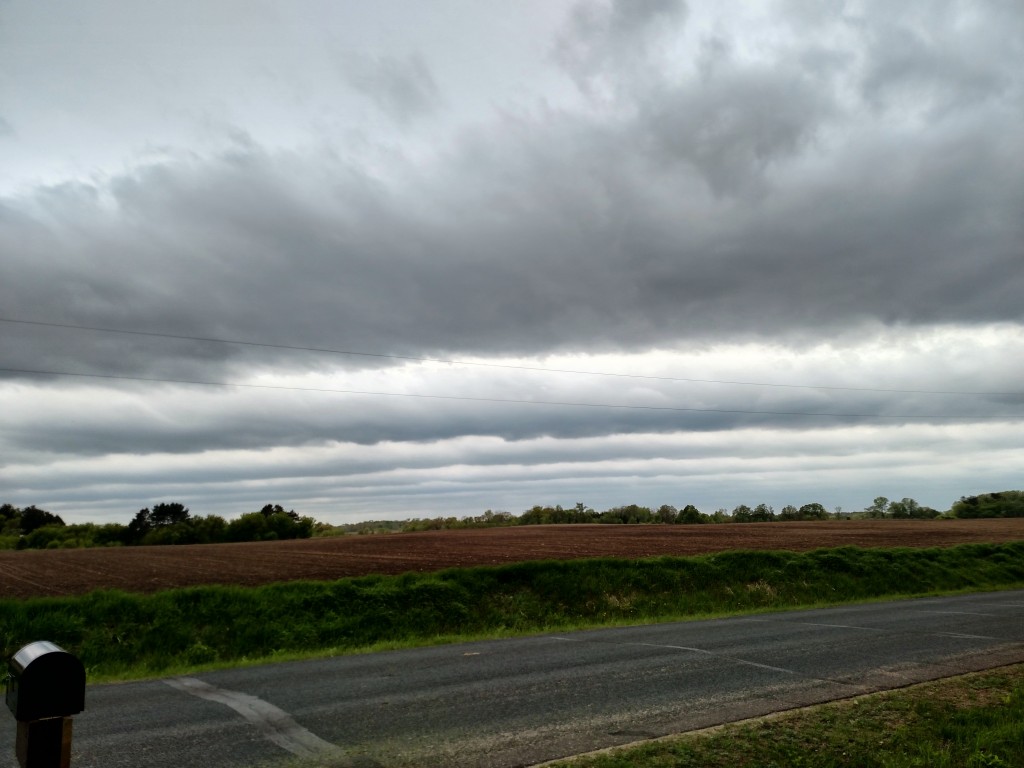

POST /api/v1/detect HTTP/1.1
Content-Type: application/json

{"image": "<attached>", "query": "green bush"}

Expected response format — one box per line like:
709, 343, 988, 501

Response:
953, 491, 1024, 519
2, 542, 1023, 680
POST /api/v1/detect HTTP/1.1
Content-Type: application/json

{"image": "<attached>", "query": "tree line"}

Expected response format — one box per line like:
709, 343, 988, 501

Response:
3, 490, 1021, 548
341, 490, 1022, 534
0, 502, 318, 550
383, 498, 930, 532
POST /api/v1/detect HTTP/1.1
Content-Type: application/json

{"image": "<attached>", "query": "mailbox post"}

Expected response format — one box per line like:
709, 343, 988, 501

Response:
5, 641, 85, 768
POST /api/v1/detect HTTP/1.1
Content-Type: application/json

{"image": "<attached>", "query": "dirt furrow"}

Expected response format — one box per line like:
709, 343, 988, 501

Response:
2, 519, 1023, 598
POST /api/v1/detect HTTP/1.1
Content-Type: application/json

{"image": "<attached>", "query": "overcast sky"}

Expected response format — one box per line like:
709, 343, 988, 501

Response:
1, 1, 1022, 525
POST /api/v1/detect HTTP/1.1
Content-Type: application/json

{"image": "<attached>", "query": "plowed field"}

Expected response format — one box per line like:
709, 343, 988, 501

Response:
3, 519, 1024, 598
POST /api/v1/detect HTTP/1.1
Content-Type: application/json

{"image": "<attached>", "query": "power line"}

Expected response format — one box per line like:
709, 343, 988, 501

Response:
0, 365, 951, 421
0, 316, 1014, 397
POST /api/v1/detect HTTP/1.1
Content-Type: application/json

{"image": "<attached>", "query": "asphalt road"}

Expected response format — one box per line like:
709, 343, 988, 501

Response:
3, 590, 1024, 767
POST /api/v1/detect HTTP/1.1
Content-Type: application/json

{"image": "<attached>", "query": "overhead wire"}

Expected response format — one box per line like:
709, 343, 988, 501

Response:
0, 316, 1016, 397
0, 365, 963, 421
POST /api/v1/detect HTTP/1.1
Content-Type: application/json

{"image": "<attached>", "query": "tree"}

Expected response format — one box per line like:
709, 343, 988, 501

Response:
1, 504, 21, 537
951, 491, 1024, 519
127, 508, 152, 544
259, 504, 299, 521
520, 505, 555, 525
600, 505, 654, 524
797, 503, 829, 521
777, 505, 800, 521
227, 512, 269, 541
471, 509, 514, 527
751, 503, 775, 522
676, 505, 704, 524
864, 497, 889, 519
731, 504, 754, 523
227, 509, 314, 542
150, 502, 190, 527
18, 526, 68, 550
93, 523, 130, 547
565, 503, 597, 523
127, 503, 193, 545
19, 505, 65, 534
710, 508, 730, 523
908, 501, 940, 519
888, 498, 912, 519
656, 504, 678, 524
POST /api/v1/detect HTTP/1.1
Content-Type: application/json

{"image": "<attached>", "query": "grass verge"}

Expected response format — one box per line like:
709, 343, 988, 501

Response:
543, 664, 1024, 768
1, 542, 1023, 681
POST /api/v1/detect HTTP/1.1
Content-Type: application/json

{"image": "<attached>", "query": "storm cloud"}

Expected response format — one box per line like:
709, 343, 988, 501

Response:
0, 0, 1021, 522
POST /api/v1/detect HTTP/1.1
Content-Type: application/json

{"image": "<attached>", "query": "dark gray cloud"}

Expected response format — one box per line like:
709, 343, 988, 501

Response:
2, 67, 1021, 382
858, 4, 1019, 119
2, 3, 1019, 388
638, 66, 833, 196
338, 52, 442, 125
554, 0, 688, 96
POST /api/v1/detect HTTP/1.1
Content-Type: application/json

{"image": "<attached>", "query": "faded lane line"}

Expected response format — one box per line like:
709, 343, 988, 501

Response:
165, 677, 339, 758
915, 610, 996, 617
551, 636, 800, 676
745, 616, 1015, 644
633, 642, 796, 674
550, 635, 873, 692
741, 618, 885, 632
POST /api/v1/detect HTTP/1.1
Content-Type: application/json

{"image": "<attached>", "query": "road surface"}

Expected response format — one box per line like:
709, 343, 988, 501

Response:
3, 590, 1024, 767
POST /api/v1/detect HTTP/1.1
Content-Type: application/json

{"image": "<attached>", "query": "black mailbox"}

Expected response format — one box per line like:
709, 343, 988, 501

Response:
6, 642, 85, 722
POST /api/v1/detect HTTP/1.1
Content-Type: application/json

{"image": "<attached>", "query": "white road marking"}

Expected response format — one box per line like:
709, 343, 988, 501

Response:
165, 676, 339, 758
741, 614, 1017, 646
635, 643, 797, 674
551, 636, 796, 675
916, 610, 995, 617
742, 618, 885, 632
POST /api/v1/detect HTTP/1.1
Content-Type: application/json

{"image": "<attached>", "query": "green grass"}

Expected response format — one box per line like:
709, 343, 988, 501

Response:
1, 542, 1023, 681
544, 664, 1024, 768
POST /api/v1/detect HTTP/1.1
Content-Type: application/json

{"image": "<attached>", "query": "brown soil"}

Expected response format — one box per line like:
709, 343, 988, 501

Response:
3, 519, 1024, 599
